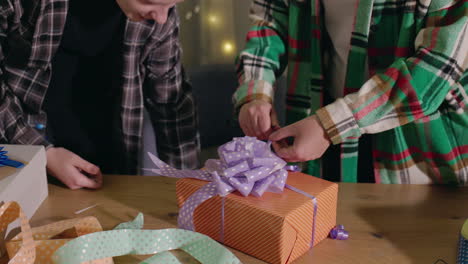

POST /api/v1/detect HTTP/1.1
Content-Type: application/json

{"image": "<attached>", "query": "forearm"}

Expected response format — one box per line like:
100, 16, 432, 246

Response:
234, 0, 289, 109
317, 1, 468, 144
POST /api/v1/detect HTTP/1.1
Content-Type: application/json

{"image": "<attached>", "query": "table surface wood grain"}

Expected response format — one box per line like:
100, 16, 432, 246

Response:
9, 175, 468, 264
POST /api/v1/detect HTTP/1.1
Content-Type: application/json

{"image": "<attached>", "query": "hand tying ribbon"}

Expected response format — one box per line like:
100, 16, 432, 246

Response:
147, 136, 348, 247
152, 137, 291, 196
147, 137, 293, 230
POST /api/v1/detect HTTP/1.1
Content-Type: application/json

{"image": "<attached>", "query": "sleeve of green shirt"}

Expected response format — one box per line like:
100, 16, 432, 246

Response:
316, 0, 468, 145
233, 0, 289, 110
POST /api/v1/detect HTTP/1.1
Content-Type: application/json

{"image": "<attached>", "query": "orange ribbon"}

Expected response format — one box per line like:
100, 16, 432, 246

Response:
0, 201, 112, 264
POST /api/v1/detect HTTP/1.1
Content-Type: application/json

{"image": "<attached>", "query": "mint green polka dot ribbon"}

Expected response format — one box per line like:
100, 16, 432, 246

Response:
52, 213, 241, 264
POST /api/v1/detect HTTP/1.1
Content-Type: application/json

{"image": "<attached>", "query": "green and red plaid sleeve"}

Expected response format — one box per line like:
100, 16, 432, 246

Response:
317, 0, 468, 145
233, 0, 289, 109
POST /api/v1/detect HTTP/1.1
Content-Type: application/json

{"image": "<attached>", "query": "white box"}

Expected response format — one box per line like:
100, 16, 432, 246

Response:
0, 145, 48, 224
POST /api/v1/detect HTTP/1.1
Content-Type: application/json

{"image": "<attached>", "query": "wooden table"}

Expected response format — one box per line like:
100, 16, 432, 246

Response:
25, 175, 468, 264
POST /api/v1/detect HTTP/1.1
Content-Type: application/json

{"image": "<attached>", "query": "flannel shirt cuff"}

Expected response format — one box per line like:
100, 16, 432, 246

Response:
12, 127, 51, 149
233, 80, 274, 112
316, 98, 363, 145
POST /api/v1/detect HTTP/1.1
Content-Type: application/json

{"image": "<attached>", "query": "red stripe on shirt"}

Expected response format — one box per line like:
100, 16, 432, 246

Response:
355, 67, 424, 121
393, 71, 425, 119
312, 29, 321, 39
246, 29, 278, 42
354, 87, 390, 120
439, 0, 468, 11
288, 36, 310, 49
374, 145, 468, 162
413, 27, 441, 65
286, 58, 302, 110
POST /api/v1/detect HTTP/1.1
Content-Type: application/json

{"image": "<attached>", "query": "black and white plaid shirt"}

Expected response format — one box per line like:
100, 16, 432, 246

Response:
0, 0, 200, 173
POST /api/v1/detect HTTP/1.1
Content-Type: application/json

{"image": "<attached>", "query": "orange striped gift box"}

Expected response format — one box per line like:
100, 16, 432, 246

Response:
176, 172, 338, 264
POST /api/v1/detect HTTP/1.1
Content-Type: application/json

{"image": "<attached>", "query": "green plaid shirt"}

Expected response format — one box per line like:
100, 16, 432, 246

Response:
234, 0, 468, 185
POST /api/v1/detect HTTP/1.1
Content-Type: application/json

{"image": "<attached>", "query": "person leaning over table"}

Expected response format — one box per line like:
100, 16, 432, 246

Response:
0, 0, 199, 189
235, 0, 468, 185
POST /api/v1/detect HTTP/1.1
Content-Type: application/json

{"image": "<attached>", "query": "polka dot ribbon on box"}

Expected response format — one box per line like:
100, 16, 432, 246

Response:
1, 202, 241, 264
145, 136, 349, 246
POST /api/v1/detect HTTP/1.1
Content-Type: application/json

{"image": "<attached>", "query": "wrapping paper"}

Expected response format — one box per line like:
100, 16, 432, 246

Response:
176, 172, 338, 264
146, 137, 339, 263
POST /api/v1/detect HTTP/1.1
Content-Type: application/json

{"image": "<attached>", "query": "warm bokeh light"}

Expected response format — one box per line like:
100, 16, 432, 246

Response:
208, 14, 219, 25
222, 41, 235, 55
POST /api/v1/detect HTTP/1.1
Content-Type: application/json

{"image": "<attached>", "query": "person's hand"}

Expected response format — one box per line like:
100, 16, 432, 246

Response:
46, 147, 103, 190
269, 115, 331, 162
239, 99, 279, 140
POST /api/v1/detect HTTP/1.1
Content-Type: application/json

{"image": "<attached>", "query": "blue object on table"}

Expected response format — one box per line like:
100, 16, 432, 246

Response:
0, 147, 25, 169
458, 220, 468, 264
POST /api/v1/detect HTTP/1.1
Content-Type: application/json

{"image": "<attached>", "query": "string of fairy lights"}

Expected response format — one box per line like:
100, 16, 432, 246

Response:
183, 3, 235, 56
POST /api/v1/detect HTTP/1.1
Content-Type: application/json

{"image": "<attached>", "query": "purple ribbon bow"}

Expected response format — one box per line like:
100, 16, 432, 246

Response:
147, 136, 346, 247
147, 137, 293, 230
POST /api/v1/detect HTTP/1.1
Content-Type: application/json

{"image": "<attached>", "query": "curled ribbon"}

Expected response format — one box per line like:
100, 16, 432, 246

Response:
1, 202, 241, 264
52, 213, 241, 264
329, 225, 349, 240
0, 202, 35, 264
147, 136, 319, 246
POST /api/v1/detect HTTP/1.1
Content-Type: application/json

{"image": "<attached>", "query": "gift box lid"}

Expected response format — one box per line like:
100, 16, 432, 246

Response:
0, 145, 48, 222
